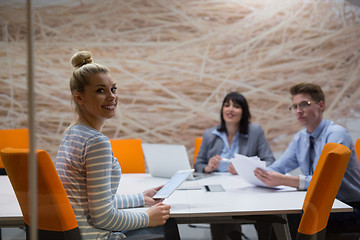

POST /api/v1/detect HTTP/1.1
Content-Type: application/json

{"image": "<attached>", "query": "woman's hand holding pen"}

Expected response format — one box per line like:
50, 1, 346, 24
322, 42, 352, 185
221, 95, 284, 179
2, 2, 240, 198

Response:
143, 185, 164, 205
204, 155, 221, 173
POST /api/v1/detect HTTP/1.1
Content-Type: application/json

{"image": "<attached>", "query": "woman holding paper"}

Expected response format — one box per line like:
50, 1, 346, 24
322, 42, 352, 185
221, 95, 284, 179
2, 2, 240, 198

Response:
194, 92, 275, 174
194, 91, 275, 240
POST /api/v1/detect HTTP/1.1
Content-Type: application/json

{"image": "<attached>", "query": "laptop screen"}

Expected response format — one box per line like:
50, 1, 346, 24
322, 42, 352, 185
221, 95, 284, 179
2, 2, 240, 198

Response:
142, 143, 192, 178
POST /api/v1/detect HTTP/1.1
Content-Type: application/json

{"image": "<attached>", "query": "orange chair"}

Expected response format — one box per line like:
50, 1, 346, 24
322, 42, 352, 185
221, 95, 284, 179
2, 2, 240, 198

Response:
1, 148, 81, 240
193, 137, 203, 164
110, 139, 146, 173
297, 142, 351, 239
0, 128, 29, 174
355, 138, 360, 165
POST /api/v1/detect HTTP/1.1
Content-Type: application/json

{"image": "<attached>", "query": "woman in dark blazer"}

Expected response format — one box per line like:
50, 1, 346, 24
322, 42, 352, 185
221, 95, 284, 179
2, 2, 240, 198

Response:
194, 92, 275, 174
194, 92, 275, 240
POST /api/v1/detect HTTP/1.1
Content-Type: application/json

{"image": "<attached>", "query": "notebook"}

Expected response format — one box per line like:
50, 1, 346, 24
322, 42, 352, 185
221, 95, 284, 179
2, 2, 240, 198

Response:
153, 169, 195, 199
142, 143, 209, 180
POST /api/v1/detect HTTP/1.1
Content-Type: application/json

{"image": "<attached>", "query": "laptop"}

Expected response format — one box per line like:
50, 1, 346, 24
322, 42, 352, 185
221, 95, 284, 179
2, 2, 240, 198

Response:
141, 143, 209, 180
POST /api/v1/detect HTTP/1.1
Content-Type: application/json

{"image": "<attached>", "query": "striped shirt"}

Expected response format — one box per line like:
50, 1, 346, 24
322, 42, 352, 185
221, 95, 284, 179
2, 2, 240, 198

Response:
56, 124, 149, 240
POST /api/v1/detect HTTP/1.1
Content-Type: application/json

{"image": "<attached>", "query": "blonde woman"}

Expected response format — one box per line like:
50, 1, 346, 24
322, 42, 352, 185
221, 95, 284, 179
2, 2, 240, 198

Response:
56, 51, 179, 240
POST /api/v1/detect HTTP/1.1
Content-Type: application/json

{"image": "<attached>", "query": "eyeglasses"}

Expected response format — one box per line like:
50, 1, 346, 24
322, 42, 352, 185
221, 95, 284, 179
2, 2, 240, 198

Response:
289, 101, 311, 112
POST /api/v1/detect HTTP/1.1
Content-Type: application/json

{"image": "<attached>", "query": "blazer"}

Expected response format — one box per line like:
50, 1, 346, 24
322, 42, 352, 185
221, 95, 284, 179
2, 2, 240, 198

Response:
194, 123, 275, 173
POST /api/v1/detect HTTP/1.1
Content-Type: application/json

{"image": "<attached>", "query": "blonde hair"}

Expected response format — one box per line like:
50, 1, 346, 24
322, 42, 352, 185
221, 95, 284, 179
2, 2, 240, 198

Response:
69, 51, 110, 115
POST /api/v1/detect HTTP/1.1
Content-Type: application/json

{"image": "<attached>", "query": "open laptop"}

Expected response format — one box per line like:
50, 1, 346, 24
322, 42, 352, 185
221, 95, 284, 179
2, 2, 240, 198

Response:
142, 143, 210, 180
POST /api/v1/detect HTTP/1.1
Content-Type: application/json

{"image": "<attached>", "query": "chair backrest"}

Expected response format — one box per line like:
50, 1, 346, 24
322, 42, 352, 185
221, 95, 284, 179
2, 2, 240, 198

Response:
355, 138, 360, 165
193, 137, 203, 164
1, 147, 81, 239
0, 128, 29, 170
297, 142, 351, 238
110, 139, 146, 173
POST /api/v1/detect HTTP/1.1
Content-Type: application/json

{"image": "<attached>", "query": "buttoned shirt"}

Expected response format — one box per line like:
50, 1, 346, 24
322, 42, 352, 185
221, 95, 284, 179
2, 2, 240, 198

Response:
269, 119, 360, 202
194, 124, 275, 173
213, 129, 240, 171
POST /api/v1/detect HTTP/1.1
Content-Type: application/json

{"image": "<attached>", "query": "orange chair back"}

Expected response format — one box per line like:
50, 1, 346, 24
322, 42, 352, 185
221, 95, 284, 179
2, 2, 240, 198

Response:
0, 128, 29, 169
355, 138, 360, 165
298, 142, 350, 236
110, 139, 146, 173
1, 148, 79, 232
193, 137, 203, 164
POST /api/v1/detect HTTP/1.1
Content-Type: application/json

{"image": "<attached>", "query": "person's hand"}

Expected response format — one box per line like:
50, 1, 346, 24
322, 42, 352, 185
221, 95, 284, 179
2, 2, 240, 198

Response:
146, 203, 171, 227
254, 168, 300, 188
204, 155, 221, 173
227, 163, 238, 175
143, 185, 164, 206
254, 168, 284, 187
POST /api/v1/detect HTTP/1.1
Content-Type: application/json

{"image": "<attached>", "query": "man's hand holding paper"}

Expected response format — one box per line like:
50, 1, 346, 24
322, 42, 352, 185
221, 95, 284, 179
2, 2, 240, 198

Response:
230, 153, 271, 187
253, 168, 286, 187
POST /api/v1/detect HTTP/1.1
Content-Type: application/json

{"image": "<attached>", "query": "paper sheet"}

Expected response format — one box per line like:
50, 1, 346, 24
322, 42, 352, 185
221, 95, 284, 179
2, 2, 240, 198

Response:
230, 153, 270, 187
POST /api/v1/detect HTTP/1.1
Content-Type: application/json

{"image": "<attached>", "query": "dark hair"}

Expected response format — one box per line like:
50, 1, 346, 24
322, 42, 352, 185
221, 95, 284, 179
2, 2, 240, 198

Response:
217, 92, 251, 135
290, 82, 325, 103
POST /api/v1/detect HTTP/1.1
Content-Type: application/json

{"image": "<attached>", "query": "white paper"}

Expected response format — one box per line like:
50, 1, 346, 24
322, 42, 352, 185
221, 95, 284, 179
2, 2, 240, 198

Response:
230, 153, 270, 187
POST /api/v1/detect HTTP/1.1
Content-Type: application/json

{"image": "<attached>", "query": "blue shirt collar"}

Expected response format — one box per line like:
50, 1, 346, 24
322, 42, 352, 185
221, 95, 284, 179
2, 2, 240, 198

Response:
308, 119, 326, 139
212, 128, 240, 172
212, 128, 240, 155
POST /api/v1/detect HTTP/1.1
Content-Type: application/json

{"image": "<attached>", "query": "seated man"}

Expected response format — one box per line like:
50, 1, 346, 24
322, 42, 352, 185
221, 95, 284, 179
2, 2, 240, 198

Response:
255, 82, 360, 239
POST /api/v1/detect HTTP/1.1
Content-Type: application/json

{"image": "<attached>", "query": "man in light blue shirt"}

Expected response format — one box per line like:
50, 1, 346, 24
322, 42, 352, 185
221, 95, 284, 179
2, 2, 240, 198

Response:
255, 82, 360, 238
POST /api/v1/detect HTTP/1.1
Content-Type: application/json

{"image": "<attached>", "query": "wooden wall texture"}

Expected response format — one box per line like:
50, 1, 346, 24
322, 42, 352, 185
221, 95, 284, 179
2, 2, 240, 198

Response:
1, 0, 359, 160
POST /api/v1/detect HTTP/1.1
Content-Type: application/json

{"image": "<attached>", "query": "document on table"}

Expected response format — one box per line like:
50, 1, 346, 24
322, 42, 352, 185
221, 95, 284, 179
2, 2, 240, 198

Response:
230, 153, 270, 188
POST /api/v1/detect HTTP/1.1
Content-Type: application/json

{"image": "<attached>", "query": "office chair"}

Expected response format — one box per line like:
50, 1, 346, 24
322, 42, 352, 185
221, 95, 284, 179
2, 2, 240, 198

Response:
355, 138, 360, 165
0, 128, 29, 175
1, 147, 81, 240
0, 129, 29, 240
110, 138, 146, 173
297, 142, 351, 239
193, 137, 202, 164
233, 142, 351, 240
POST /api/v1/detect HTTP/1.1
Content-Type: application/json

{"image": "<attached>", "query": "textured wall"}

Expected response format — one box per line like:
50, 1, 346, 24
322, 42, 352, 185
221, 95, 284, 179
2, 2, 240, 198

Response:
1, 0, 359, 160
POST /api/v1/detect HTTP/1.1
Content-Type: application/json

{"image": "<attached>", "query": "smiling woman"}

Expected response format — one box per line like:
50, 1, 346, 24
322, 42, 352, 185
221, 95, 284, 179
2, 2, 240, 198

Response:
72, 71, 118, 131
194, 92, 275, 175
69, 51, 116, 131
193, 91, 276, 240
55, 50, 180, 240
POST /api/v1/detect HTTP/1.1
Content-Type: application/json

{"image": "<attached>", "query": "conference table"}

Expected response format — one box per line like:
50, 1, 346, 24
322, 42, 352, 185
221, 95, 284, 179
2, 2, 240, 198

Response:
118, 173, 352, 239
0, 173, 353, 239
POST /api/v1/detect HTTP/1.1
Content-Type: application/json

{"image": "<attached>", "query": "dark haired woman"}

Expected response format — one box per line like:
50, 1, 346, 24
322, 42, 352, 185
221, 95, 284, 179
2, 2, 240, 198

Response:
194, 92, 275, 240
195, 92, 274, 174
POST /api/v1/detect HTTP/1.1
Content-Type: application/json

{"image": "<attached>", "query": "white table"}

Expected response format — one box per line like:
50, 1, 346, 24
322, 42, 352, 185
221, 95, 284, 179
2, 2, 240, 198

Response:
0, 176, 23, 227
117, 173, 353, 239
0, 174, 353, 239
118, 173, 351, 216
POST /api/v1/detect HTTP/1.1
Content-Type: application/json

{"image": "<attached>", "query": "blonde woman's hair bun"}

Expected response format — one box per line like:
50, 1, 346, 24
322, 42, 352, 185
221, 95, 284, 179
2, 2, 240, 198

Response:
71, 51, 93, 69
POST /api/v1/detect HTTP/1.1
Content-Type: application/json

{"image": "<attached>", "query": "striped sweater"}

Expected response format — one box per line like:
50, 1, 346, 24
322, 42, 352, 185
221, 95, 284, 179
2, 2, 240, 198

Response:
56, 124, 149, 240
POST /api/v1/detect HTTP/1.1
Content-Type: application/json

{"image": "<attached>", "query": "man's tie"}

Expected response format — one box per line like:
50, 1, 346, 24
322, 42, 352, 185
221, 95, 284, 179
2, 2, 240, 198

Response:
309, 136, 315, 175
